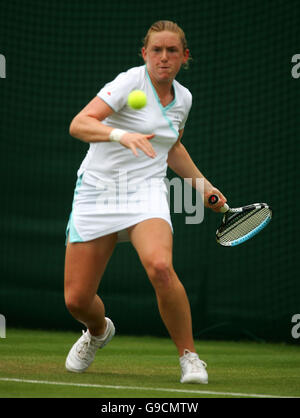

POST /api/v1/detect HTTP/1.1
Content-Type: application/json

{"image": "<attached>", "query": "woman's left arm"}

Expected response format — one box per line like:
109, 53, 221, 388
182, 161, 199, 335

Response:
167, 130, 227, 211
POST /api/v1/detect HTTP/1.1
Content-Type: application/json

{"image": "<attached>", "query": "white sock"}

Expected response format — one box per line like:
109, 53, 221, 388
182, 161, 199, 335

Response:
88, 320, 108, 340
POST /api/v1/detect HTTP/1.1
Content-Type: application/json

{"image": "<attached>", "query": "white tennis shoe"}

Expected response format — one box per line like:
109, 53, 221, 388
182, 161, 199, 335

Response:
180, 349, 208, 384
65, 317, 115, 373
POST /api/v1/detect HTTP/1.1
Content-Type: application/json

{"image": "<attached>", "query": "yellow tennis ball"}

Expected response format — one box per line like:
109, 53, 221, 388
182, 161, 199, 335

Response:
127, 90, 147, 110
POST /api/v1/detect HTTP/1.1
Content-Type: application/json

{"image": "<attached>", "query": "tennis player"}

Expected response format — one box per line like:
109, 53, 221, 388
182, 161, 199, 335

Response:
64, 20, 226, 384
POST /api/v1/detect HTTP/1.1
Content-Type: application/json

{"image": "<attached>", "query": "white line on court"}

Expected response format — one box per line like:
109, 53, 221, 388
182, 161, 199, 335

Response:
0, 377, 296, 398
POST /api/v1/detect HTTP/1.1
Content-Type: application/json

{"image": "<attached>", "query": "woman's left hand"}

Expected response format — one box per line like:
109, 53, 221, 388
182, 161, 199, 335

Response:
204, 184, 227, 212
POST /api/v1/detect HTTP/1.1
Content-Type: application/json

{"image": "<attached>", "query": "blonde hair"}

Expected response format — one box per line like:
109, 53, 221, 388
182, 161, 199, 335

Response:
142, 20, 191, 69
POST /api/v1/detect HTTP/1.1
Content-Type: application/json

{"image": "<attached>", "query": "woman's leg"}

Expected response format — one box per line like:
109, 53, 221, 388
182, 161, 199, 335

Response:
127, 218, 195, 356
64, 233, 117, 336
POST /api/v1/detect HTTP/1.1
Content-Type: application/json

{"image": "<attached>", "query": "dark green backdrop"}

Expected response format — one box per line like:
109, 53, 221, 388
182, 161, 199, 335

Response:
1, 0, 299, 342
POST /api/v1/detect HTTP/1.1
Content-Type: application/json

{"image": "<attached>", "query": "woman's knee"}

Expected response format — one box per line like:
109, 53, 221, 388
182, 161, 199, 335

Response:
64, 291, 91, 316
145, 256, 175, 290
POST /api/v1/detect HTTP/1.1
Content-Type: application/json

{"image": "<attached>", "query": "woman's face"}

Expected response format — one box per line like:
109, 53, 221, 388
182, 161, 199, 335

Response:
142, 31, 189, 84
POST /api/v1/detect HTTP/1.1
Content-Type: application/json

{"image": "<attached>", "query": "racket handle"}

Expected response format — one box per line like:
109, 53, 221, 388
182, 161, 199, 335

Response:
208, 194, 229, 213
219, 203, 230, 213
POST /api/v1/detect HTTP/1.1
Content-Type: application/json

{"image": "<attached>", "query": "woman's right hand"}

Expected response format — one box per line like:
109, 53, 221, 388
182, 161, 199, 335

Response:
120, 133, 156, 158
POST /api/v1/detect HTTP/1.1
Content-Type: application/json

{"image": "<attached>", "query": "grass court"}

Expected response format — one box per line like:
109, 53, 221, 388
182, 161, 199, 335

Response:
0, 328, 299, 398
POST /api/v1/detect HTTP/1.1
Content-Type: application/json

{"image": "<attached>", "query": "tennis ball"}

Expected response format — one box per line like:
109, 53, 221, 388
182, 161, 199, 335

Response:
127, 90, 147, 110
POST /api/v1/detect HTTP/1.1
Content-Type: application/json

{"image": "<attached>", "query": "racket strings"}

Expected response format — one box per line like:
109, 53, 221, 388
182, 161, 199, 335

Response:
217, 207, 271, 245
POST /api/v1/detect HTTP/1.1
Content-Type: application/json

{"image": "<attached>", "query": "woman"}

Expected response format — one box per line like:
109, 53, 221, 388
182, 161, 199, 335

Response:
64, 20, 226, 384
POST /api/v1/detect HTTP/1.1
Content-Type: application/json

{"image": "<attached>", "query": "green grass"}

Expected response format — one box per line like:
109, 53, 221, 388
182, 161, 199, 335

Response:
0, 328, 300, 398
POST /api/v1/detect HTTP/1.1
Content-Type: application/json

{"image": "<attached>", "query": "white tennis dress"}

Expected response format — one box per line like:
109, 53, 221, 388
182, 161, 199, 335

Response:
66, 65, 192, 243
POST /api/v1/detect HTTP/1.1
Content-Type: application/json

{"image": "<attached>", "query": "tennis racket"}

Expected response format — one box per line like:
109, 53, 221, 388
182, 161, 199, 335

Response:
208, 195, 272, 246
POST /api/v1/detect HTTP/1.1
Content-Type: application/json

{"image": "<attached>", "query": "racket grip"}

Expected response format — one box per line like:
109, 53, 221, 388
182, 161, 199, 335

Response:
208, 194, 229, 213
219, 203, 229, 213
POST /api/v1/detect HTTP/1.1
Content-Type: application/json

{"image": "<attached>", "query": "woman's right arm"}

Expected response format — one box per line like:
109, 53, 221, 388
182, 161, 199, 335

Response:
69, 96, 156, 158
69, 96, 115, 143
